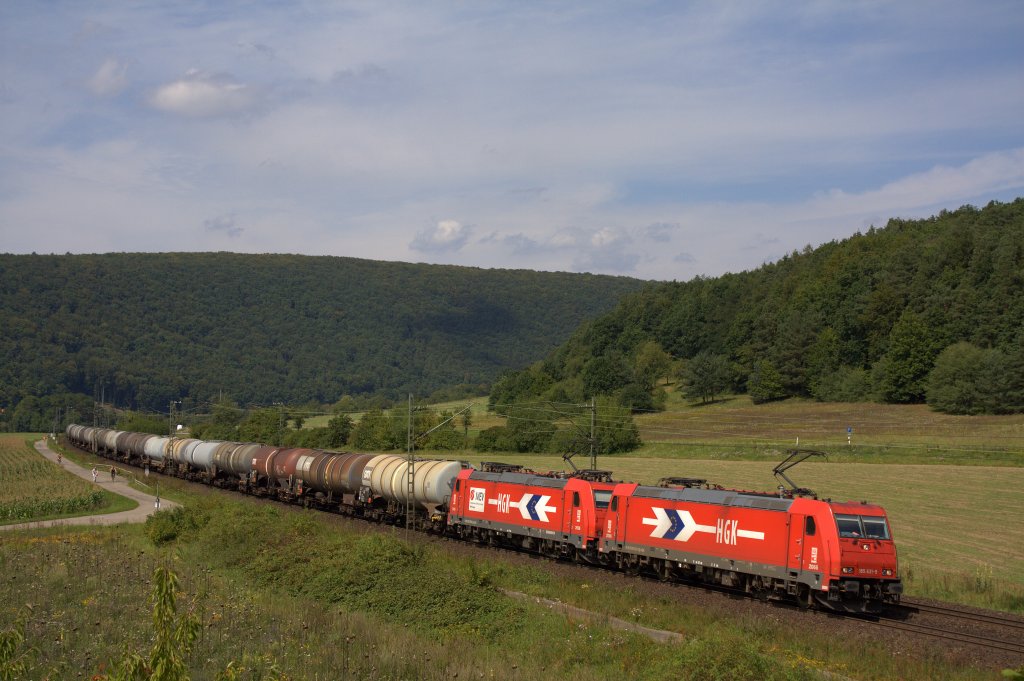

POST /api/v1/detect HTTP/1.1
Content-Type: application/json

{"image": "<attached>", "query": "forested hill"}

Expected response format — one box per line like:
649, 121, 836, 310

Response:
492, 199, 1024, 414
0, 253, 645, 426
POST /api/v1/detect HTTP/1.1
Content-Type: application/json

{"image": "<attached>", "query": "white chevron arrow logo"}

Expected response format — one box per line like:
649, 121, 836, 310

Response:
642, 508, 716, 542
509, 493, 557, 523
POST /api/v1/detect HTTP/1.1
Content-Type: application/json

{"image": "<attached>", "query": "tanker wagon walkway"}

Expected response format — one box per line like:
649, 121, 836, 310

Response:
0, 439, 179, 532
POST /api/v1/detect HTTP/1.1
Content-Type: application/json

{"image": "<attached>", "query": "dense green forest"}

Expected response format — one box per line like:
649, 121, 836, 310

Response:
490, 199, 1024, 416
0, 254, 645, 431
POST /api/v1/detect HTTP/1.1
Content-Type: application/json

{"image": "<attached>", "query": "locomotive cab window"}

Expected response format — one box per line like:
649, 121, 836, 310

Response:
573, 491, 580, 507
594, 490, 612, 510
805, 516, 816, 536
861, 516, 890, 540
836, 514, 891, 540
455, 479, 461, 491
610, 496, 618, 512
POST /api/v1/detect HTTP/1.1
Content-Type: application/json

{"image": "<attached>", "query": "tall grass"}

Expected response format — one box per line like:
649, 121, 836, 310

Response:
0, 490, 1005, 680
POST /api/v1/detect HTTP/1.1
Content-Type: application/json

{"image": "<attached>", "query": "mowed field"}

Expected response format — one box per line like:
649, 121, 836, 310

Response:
633, 392, 1024, 456
312, 390, 1024, 458
0, 435, 108, 524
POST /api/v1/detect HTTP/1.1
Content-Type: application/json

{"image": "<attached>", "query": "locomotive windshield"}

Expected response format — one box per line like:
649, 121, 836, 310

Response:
835, 514, 890, 540
594, 490, 613, 509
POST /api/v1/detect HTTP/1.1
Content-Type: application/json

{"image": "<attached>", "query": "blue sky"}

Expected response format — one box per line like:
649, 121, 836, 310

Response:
1, 1, 1022, 280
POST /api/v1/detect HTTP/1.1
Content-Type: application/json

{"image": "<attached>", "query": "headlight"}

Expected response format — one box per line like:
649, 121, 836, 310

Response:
882, 568, 893, 576
841, 566, 854, 574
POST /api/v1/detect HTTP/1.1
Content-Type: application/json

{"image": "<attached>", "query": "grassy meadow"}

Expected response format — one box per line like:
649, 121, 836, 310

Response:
308, 390, 1024, 464
3, 399, 1021, 679
1, 488, 1009, 681
632, 392, 1024, 463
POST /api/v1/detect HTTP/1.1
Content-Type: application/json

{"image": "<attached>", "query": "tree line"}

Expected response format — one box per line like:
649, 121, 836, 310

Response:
489, 199, 1024, 415
0, 253, 643, 432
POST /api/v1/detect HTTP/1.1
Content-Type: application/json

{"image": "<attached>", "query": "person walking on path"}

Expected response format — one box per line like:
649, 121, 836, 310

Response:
91, 466, 98, 483
110, 466, 117, 482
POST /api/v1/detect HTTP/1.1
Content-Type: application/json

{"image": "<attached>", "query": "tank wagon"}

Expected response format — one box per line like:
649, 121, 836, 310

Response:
66, 425, 466, 531
65, 425, 901, 612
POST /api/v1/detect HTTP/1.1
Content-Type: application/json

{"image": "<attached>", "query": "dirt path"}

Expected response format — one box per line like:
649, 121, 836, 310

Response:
0, 439, 178, 532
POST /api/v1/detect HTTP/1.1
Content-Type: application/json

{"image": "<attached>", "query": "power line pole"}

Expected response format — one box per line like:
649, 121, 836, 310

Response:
590, 397, 597, 470
406, 394, 415, 539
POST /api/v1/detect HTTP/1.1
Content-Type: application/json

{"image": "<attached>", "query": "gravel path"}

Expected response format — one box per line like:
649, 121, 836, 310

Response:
0, 439, 178, 532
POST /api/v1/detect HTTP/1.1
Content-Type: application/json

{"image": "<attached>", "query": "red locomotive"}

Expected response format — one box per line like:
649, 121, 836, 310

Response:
596, 480, 900, 611
447, 462, 617, 558
447, 453, 901, 612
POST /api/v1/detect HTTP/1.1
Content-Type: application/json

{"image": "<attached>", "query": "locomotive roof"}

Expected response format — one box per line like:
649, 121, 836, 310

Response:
466, 470, 569, 489
632, 485, 795, 511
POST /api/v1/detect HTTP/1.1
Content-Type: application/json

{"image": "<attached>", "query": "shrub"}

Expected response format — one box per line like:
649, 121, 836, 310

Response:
473, 426, 516, 452
812, 366, 871, 402
145, 506, 210, 546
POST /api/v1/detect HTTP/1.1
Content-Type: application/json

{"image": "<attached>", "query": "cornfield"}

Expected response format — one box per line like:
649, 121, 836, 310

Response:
0, 437, 104, 522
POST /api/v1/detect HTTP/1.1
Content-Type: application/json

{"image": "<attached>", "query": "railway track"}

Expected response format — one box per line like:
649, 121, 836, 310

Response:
869, 616, 1024, 655
865, 599, 1024, 656
901, 598, 1024, 631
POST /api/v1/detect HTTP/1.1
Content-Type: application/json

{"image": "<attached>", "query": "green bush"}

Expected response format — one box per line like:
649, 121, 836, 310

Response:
473, 426, 516, 452
812, 366, 871, 402
145, 506, 210, 546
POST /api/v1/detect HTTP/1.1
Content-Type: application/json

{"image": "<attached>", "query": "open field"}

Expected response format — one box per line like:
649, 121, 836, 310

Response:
635, 391, 1024, 458
301, 396, 492, 431
1, 492, 1014, 681
306, 392, 1024, 465
0, 435, 131, 525
421, 391, 1024, 457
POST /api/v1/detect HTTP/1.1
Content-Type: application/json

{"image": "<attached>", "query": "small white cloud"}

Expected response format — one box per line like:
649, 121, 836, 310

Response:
204, 214, 244, 238
502, 233, 542, 255
590, 227, 620, 248
88, 58, 128, 97
574, 227, 640, 273
549, 232, 578, 248
149, 70, 254, 117
410, 219, 471, 253
644, 222, 678, 243
673, 252, 696, 264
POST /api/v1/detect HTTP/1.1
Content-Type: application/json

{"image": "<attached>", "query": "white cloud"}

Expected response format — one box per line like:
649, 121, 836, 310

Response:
88, 58, 128, 97
204, 214, 244, 238
410, 219, 471, 253
0, 2, 1022, 282
590, 227, 622, 248
807, 148, 1024, 218
149, 71, 254, 117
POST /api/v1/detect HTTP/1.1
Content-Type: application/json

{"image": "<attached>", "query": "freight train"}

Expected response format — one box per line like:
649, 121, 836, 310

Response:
64, 424, 902, 612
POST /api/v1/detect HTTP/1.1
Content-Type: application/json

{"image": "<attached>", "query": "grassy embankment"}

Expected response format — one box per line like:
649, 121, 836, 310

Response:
10, 398, 1014, 678
0, 435, 135, 525
1, 483, 1008, 681
310, 393, 1024, 610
